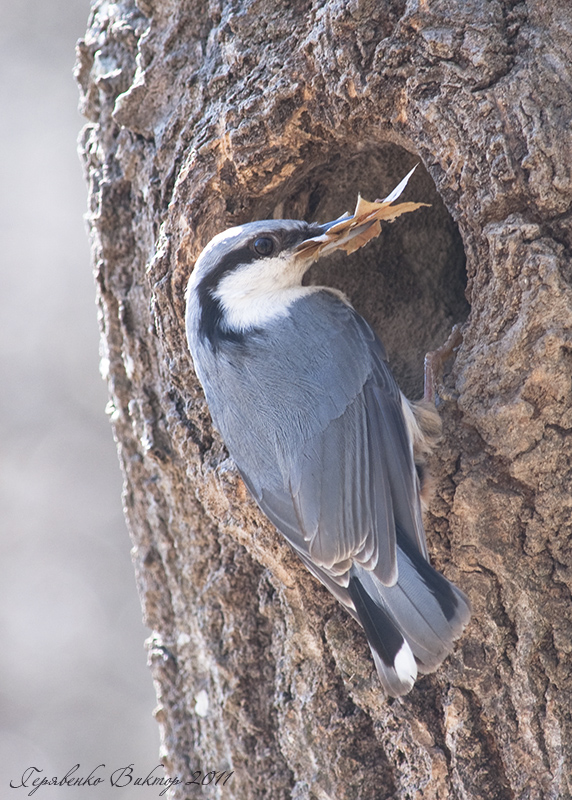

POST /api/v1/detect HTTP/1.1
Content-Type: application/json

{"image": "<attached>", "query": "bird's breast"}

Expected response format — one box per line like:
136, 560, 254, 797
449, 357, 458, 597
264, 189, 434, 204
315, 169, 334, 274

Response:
191, 291, 376, 490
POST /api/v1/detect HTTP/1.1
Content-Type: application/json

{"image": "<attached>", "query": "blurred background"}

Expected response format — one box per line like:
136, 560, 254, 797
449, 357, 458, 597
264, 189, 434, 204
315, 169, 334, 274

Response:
0, 0, 162, 795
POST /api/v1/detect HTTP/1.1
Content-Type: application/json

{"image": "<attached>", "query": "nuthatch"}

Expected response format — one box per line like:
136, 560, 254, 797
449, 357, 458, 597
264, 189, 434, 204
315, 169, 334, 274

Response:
185, 170, 470, 696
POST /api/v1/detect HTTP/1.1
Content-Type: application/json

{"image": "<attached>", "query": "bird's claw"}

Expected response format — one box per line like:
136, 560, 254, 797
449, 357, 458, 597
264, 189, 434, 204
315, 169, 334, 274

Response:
423, 323, 464, 406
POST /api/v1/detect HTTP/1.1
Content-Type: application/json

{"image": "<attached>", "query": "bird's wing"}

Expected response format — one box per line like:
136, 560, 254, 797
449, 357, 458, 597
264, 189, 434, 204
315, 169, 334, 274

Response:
241, 300, 427, 587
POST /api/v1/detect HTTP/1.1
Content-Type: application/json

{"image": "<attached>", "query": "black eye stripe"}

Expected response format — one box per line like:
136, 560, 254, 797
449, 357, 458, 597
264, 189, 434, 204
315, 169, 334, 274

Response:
196, 245, 258, 345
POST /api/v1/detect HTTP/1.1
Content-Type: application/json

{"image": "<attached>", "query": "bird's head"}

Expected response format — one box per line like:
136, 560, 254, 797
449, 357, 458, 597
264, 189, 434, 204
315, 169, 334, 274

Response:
185, 216, 358, 344
186, 167, 426, 345
187, 215, 360, 292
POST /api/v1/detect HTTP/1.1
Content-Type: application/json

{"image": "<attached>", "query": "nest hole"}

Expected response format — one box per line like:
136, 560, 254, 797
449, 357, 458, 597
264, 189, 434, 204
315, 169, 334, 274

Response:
254, 143, 469, 398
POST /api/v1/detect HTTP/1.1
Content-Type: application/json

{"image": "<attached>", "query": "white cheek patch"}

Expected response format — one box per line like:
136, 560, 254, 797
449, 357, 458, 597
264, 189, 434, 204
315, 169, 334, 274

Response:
214, 255, 316, 330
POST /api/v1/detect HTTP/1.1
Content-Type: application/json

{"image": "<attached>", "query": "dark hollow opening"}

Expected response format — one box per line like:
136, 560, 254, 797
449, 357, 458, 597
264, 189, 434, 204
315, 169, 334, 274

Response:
253, 143, 469, 399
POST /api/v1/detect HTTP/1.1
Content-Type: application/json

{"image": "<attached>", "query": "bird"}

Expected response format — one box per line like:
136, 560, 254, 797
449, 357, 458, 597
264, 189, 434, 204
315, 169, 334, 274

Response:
185, 171, 471, 696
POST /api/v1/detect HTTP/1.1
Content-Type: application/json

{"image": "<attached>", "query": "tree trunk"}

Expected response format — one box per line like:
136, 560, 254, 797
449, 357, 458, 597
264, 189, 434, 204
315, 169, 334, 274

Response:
76, 1, 572, 797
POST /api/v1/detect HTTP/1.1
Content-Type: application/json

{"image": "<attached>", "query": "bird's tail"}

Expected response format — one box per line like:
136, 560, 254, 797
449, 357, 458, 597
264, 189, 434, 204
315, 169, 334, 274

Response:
348, 534, 471, 697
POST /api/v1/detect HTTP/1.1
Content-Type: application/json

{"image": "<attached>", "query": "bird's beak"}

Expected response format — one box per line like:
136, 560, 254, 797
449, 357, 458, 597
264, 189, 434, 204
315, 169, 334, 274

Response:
295, 166, 430, 262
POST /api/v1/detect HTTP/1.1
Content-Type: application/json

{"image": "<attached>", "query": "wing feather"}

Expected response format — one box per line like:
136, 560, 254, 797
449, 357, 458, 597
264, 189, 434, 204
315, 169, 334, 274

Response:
234, 292, 427, 587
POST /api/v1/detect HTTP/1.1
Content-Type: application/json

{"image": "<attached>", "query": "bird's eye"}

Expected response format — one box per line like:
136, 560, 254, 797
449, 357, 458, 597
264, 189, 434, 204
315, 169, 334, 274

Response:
253, 237, 275, 257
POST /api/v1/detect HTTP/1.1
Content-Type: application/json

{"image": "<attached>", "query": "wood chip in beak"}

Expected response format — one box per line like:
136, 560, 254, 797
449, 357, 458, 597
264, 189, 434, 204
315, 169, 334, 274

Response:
295, 166, 430, 262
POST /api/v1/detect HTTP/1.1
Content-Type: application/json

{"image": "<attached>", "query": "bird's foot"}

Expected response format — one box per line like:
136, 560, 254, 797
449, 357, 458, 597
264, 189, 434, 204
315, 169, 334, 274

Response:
423, 323, 464, 405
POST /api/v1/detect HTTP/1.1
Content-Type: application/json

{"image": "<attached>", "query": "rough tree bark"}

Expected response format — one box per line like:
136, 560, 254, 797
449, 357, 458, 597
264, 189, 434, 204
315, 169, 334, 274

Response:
76, 1, 572, 797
